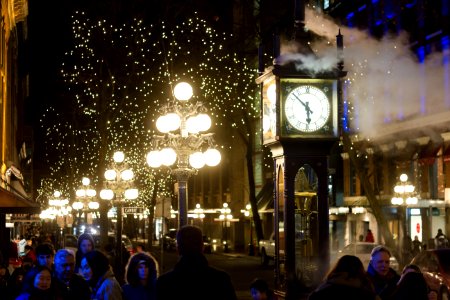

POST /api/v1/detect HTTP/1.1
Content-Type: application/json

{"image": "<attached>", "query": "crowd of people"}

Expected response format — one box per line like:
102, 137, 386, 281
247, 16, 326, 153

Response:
0, 226, 445, 300
0, 231, 159, 300
309, 245, 437, 300
0, 226, 238, 300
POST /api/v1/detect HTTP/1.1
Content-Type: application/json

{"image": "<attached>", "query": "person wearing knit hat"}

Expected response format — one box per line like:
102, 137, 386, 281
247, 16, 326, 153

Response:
75, 233, 95, 273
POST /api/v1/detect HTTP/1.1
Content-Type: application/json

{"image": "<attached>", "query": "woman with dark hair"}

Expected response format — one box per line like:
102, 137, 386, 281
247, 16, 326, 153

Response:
15, 265, 53, 300
308, 255, 377, 300
75, 233, 95, 273
80, 250, 122, 300
388, 264, 436, 300
122, 252, 158, 300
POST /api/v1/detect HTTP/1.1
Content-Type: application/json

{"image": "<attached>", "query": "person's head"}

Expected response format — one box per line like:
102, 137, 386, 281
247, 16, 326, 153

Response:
402, 264, 421, 275
438, 229, 443, 234
176, 225, 203, 256
396, 267, 429, 298
54, 249, 75, 283
250, 278, 271, 300
125, 252, 158, 287
22, 257, 34, 272
414, 235, 419, 241
77, 233, 95, 254
35, 243, 55, 269
136, 243, 145, 253
0, 264, 8, 279
327, 255, 367, 279
370, 245, 392, 276
22, 265, 52, 292
80, 250, 110, 283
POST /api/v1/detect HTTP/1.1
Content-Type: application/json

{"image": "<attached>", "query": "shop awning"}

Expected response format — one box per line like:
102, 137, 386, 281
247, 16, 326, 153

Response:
0, 188, 40, 214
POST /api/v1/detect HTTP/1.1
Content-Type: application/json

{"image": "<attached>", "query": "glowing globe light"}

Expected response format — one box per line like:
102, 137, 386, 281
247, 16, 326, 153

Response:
173, 82, 193, 101
146, 151, 162, 168
186, 116, 200, 134
196, 114, 211, 132
88, 202, 99, 210
125, 188, 139, 200
72, 201, 84, 210
100, 189, 114, 200
113, 151, 125, 163
156, 115, 170, 133
120, 169, 134, 181
104, 169, 117, 181
160, 148, 177, 166
76, 189, 86, 197
165, 113, 181, 131
189, 152, 205, 169
204, 148, 221, 166
82, 177, 90, 185
86, 188, 96, 197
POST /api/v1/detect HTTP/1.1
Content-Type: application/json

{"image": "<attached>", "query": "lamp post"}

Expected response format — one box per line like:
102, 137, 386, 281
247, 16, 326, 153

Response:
41, 191, 73, 248
192, 203, 205, 229
72, 177, 98, 234
100, 151, 138, 272
146, 82, 221, 228
219, 203, 233, 253
241, 203, 255, 255
391, 173, 418, 265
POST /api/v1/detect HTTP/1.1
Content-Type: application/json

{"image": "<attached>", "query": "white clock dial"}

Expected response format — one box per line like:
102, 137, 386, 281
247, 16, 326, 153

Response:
284, 85, 330, 132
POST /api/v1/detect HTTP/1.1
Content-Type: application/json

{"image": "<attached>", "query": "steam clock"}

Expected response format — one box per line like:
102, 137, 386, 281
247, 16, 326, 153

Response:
257, 32, 346, 298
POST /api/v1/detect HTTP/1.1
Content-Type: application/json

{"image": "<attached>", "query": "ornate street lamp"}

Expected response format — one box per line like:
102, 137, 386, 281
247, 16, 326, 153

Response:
391, 173, 418, 264
241, 203, 255, 255
100, 151, 138, 270
219, 202, 233, 253
72, 177, 98, 234
146, 82, 221, 228
40, 191, 73, 248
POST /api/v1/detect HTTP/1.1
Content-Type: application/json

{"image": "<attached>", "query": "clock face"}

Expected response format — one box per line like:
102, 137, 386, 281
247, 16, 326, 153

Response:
284, 85, 330, 132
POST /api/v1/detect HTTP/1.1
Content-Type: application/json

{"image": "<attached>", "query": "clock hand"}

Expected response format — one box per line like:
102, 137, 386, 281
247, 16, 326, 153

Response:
304, 101, 312, 124
293, 94, 314, 121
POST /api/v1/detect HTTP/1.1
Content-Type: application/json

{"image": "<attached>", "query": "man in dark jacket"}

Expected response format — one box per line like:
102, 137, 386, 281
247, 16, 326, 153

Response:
367, 245, 400, 300
156, 225, 237, 300
53, 249, 91, 300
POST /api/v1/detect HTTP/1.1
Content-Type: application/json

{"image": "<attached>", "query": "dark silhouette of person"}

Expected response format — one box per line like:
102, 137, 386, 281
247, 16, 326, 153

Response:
250, 278, 274, 300
156, 225, 237, 300
308, 255, 377, 300
412, 236, 422, 256
388, 264, 434, 300
434, 228, 448, 249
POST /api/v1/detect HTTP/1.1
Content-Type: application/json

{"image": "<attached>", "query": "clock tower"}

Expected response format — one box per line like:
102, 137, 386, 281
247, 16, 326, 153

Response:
257, 7, 346, 300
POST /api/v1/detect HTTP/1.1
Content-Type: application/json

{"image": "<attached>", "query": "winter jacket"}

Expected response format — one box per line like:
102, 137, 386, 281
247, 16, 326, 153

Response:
367, 264, 400, 300
53, 272, 91, 300
156, 253, 237, 300
122, 284, 155, 300
92, 268, 123, 300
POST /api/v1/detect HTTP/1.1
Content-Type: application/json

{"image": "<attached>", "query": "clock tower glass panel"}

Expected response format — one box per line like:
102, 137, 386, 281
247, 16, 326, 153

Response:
280, 78, 338, 139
